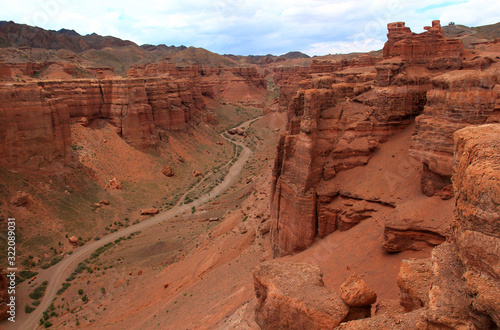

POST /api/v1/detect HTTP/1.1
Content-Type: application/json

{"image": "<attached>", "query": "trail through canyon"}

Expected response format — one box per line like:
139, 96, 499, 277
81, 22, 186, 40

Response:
9, 118, 258, 330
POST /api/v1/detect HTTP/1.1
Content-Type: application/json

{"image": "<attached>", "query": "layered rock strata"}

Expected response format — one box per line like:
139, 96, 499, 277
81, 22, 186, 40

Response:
0, 76, 205, 171
270, 20, 499, 257
253, 262, 350, 329
365, 125, 500, 328
0, 60, 266, 172
266, 124, 500, 329
410, 70, 499, 196
383, 20, 463, 70
271, 56, 435, 258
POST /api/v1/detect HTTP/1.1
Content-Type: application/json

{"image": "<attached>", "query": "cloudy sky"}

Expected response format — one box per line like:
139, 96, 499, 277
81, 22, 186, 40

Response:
2, 0, 499, 56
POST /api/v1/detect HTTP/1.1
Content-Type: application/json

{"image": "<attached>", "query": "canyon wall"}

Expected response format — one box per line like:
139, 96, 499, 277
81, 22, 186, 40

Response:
410, 70, 499, 196
270, 20, 499, 257
452, 124, 500, 326
349, 125, 500, 328
0, 62, 266, 173
259, 118, 500, 330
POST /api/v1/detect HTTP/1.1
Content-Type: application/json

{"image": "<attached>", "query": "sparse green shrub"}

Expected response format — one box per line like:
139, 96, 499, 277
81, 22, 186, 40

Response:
29, 283, 47, 300
56, 283, 71, 295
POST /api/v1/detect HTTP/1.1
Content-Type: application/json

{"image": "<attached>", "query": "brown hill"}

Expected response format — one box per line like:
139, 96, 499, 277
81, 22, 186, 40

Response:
443, 21, 500, 48
168, 46, 238, 67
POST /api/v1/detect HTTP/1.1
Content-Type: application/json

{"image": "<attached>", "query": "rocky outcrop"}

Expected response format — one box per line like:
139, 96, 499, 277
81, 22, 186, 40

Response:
397, 258, 433, 311
410, 70, 498, 196
339, 274, 377, 321
0, 62, 11, 80
386, 125, 500, 328
0, 71, 213, 171
269, 19, 499, 257
162, 165, 174, 177
452, 124, 500, 326
253, 262, 349, 329
140, 208, 159, 215
271, 62, 430, 257
0, 82, 73, 172
327, 126, 500, 327
9, 191, 30, 206
383, 20, 463, 70
382, 197, 452, 252
274, 55, 381, 111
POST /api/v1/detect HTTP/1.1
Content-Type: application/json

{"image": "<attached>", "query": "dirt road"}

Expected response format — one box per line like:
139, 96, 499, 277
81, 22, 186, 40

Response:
5, 119, 256, 330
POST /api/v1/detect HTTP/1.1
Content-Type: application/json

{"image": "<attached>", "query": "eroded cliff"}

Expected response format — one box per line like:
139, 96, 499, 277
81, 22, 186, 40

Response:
0, 61, 266, 173
270, 20, 499, 257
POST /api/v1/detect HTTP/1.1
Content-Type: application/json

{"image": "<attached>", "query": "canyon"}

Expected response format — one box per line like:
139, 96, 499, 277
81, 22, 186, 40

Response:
1, 19, 500, 329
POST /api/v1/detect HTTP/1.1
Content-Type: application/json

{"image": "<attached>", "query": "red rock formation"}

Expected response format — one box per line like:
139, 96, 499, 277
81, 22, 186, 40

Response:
68, 236, 78, 245
162, 165, 174, 177
339, 274, 377, 307
9, 191, 30, 206
0, 83, 73, 173
383, 20, 463, 69
339, 274, 377, 321
410, 70, 498, 196
340, 135, 500, 326
140, 208, 159, 215
271, 66, 430, 256
254, 262, 349, 329
0, 62, 11, 80
397, 258, 432, 311
106, 178, 122, 190
0, 67, 216, 171
453, 124, 500, 326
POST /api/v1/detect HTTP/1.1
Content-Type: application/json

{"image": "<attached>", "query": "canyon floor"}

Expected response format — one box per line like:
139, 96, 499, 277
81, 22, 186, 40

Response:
8, 113, 445, 329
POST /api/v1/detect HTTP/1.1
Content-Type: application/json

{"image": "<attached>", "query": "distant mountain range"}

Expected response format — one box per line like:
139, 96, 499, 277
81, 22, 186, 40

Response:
1, 20, 497, 74
0, 21, 313, 73
0, 21, 309, 63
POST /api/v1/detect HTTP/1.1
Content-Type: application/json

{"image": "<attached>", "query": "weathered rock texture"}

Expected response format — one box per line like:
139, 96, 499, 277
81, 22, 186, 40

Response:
0, 61, 266, 172
270, 22, 460, 257
271, 20, 500, 257
0, 83, 73, 172
410, 70, 499, 196
452, 124, 500, 326
316, 124, 500, 328
253, 262, 349, 329
383, 20, 463, 69
381, 125, 500, 328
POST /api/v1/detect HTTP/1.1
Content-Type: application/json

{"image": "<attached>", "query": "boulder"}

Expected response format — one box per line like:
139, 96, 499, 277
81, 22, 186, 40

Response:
254, 262, 349, 329
340, 274, 377, 307
162, 165, 175, 177
68, 236, 78, 245
140, 208, 159, 215
106, 178, 122, 189
10, 191, 30, 206
77, 116, 90, 126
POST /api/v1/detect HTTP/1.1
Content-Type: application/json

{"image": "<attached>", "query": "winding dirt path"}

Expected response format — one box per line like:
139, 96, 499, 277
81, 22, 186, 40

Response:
7, 118, 258, 330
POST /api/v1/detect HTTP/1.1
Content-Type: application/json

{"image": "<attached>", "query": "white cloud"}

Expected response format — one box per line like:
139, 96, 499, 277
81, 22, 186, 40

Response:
1, 0, 498, 55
